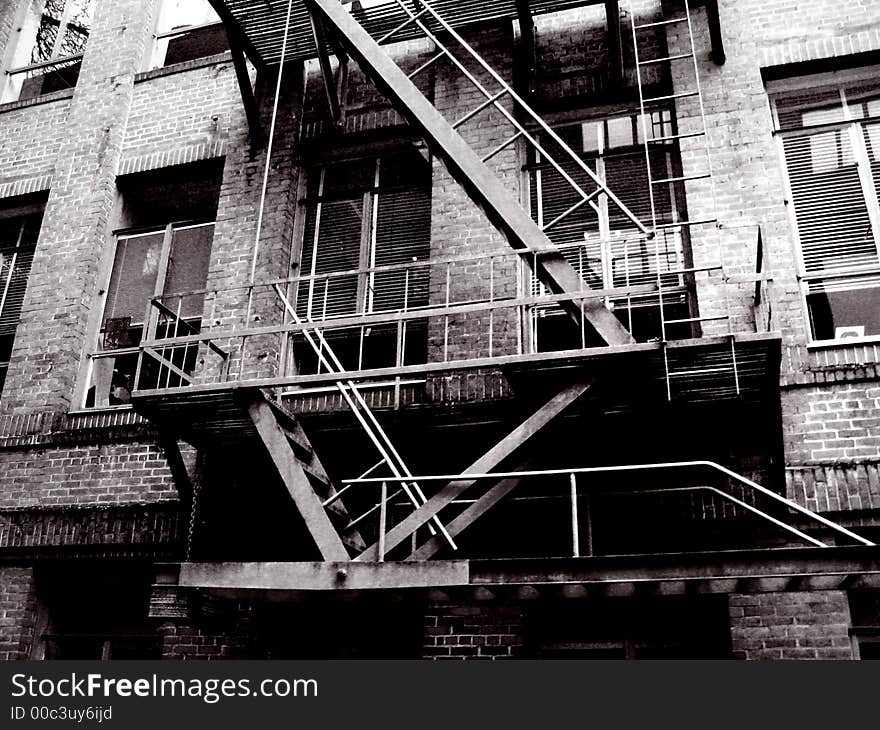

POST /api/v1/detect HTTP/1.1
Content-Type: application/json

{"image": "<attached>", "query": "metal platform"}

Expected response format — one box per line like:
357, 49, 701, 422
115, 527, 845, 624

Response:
131, 387, 292, 450
171, 544, 880, 594
132, 332, 782, 409
214, 0, 608, 66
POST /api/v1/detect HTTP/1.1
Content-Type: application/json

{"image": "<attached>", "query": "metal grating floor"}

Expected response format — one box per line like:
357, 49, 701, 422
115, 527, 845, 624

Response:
218, 0, 608, 66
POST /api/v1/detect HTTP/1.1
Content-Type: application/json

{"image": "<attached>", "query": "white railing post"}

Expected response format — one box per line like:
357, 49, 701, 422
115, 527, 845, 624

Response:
378, 481, 388, 562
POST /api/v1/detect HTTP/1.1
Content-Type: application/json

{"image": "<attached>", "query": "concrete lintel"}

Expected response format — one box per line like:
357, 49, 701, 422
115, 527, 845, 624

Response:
179, 561, 470, 591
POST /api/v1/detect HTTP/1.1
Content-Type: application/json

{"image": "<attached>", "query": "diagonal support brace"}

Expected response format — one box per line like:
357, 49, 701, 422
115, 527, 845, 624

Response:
357, 378, 594, 561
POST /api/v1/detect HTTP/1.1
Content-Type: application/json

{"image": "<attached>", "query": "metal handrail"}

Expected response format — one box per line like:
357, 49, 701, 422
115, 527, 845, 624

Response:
340, 459, 876, 548
136, 284, 691, 351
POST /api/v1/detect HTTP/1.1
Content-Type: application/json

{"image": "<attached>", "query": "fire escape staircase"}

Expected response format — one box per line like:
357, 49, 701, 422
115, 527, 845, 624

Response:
134, 1, 818, 571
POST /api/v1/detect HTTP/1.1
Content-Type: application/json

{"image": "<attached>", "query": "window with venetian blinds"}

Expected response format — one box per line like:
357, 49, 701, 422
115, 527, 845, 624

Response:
773, 78, 880, 342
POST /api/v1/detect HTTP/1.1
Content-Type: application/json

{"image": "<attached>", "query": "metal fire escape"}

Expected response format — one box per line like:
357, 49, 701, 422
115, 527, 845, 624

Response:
131, 0, 875, 580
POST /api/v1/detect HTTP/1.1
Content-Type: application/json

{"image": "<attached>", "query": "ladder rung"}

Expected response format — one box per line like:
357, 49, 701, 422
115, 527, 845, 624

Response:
638, 53, 694, 66
656, 218, 718, 229
376, 6, 430, 45
642, 90, 700, 104
635, 17, 688, 30
482, 130, 524, 163
652, 173, 712, 185
648, 131, 706, 144
452, 88, 509, 129
408, 49, 446, 79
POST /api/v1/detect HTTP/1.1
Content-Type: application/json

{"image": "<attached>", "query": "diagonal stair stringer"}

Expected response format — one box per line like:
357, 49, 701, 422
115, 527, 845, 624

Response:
245, 391, 363, 561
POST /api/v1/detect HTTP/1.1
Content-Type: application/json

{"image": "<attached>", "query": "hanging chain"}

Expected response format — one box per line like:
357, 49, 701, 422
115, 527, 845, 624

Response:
185, 477, 203, 561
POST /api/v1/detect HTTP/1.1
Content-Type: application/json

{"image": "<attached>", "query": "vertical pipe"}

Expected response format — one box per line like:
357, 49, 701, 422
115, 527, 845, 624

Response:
488, 256, 495, 357
378, 481, 388, 562
570, 472, 580, 558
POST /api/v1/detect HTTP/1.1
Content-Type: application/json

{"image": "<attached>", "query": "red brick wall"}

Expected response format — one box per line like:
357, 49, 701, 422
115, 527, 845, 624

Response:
729, 591, 853, 660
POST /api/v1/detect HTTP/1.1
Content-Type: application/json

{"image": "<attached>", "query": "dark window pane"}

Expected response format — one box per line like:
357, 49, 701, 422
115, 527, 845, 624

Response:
372, 187, 431, 312
807, 284, 880, 340
104, 231, 164, 327
163, 24, 228, 66
164, 224, 214, 319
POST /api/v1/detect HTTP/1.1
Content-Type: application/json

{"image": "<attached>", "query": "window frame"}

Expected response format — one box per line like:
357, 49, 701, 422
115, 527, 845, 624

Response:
148, 0, 226, 70
1, 0, 96, 103
295, 149, 433, 321
79, 219, 215, 410
770, 67, 880, 347
522, 104, 696, 351
0, 202, 44, 400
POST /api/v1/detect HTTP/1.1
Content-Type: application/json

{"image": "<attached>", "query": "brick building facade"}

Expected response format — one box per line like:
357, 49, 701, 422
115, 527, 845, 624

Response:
0, 0, 879, 660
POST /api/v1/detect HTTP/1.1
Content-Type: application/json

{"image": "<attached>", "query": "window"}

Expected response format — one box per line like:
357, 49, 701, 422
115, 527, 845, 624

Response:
524, 596, 732, 659
150, 0, 227, 69
0, 208, 42, 398
34, 567, 160, 660
85, 222, 214, 407
1, 0, 96, 103
527, 108, 694, 350
82, 161, 222, 408
772, 74, 880, 343
293, 147, 432, 372
848, 590, 880, 660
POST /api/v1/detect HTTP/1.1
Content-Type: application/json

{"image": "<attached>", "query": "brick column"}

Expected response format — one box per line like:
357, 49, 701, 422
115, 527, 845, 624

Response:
199, 65, 303, 384
729, 591, 853, 660
0, 566, 37, 660
1, 0, 157, 415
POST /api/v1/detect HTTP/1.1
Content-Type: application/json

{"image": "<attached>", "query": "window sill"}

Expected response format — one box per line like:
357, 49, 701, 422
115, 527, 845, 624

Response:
0, 88, 75, 115
806, 336, 880, 351
135, 52, 233, 84
68, 405, 133, 416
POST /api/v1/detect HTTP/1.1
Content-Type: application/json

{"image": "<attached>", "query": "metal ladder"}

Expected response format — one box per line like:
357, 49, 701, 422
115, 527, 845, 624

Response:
307, 0, 652, 347
629, 0, 740, 400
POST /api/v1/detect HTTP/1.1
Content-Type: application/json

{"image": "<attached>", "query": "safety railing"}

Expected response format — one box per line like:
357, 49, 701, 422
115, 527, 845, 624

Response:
128, 231, 767, 393
339, 461, 875, 561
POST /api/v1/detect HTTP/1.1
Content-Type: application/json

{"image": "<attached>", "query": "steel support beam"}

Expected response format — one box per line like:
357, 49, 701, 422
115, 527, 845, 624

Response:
515, 0, 537, 96
705, 0, 726, 65
357, 379, 593, 561
309, 7, 344, 125
228, 33, 266, 148
605, 0, 624, 85
171, 546, 880, 593
408, 475, 523, 561
207, 0, 266, 146
307, 0, 634, 346
247, 394, 350, 561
